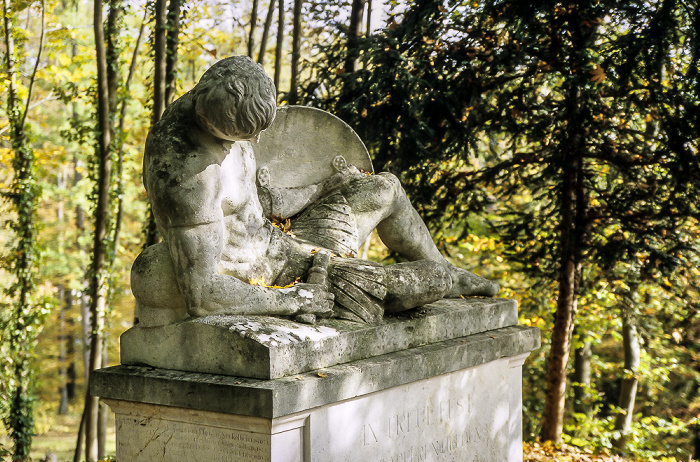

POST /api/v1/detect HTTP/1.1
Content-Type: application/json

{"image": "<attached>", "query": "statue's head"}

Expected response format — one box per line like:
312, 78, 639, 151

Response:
194, 56, 277, 141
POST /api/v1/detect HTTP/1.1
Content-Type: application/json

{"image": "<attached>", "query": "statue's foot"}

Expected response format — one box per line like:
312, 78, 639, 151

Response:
443, 265, 499, 298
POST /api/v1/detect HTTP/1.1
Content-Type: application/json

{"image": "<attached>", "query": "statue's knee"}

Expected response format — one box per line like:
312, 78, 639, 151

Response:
376, 172, 402, 192
372, 172, 404, 206
131, 243, 187, 326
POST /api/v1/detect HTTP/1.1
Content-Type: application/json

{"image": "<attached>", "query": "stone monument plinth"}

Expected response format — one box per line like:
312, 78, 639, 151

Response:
92, 298, 539, 461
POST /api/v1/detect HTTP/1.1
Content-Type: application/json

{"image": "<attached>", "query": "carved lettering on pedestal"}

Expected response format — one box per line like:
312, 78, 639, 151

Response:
356, 396, 506, 462
377, 428, 495, 462
121, 416, 270, 462
362, 397, 468, 445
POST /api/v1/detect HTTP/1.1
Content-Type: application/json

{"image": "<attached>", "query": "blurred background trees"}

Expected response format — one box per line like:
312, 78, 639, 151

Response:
0, 0, 698, 460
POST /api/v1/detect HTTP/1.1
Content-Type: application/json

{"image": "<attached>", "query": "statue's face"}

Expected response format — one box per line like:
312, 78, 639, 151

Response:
198, 112, 261, 143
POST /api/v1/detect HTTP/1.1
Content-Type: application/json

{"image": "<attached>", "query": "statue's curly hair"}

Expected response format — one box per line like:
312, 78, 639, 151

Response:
194, 56, 277, 140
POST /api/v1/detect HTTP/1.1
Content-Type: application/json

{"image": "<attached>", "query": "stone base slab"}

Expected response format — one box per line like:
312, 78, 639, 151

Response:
120, 298, 519, 379
95, 324, 539, 418
101, 354, 533, 461
94, 322, 539, 461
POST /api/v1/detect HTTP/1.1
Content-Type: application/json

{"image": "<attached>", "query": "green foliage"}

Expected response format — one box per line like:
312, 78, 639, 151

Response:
565, 413, 696, 459
1, 1, 47, 458
0, 0, 697, 458
3, 388, 35, 461
301, 0, 700, 456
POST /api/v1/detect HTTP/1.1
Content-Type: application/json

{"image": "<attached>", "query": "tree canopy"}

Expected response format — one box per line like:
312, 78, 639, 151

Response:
0, 0, 698, 460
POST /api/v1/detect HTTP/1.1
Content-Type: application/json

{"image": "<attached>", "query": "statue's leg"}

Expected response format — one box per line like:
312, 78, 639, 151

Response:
383, 261, 452, 313
131, 242, 189, 326
344, 173, 498, 297
347, 173, 444, 261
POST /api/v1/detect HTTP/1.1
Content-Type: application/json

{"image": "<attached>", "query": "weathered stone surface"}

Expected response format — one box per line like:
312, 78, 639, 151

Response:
132, 55, 499, 329
252, 106, 374, 188
97, 321, 539, 418
120, 297, 520, 379
97, 321, 539, 461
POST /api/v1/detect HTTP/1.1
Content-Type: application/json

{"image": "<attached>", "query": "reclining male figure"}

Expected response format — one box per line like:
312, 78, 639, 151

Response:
132, 56, 498, 325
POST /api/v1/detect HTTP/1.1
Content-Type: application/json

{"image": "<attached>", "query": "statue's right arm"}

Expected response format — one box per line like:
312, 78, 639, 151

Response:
166, 220, 333, 318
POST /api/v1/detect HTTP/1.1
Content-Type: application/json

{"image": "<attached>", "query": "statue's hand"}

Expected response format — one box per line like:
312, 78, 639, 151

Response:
288, 283, 335, 318
320, 166, 362, 194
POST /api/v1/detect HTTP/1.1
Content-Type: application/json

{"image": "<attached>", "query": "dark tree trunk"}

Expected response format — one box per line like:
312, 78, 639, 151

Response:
541, 5, 590, 441
345, 0, 365, 73
2, 0, 44, 458
542, 76, 587, 441
273, 0, 284, 90
258, 0, 276, 64
153, 0, 167, 123
97, 345, 109, 459
248, 0, 259, 58
365, 0, 372, 34
147, 0, 178, 247
289, 0, 302, 104
542, 162, 582, 442
81, 290, 90, 384
66, 290, 76, 402
86, 0, 121, 459
58, 285, 70, 415
165, 0, 180, 105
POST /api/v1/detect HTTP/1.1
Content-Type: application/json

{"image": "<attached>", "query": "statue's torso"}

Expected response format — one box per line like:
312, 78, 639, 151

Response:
218, 142, 283, 281
144, 96, 291, 284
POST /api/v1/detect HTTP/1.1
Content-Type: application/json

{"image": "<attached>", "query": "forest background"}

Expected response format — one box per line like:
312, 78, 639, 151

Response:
0, 0, 699, 461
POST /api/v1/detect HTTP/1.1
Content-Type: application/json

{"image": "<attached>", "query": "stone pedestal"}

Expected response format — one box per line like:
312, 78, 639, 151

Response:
92, 298, 539, 461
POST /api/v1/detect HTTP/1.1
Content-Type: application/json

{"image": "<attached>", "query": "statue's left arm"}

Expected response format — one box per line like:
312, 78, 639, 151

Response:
258, 165, 363, 218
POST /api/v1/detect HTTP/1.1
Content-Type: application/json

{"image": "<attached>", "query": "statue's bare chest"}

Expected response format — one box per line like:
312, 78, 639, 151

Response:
219, 142, 259, 215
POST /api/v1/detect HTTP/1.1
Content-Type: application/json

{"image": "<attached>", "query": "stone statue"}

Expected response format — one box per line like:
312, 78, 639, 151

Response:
131, 56, 498, 327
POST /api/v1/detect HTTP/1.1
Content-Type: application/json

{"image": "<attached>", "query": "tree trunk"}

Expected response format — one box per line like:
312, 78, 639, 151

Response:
345, 0, 365, 73
273, 0, 284, 90
289, 0, 302, 104
258, 0, 276, 64
612, 309, 641, 451
165, 0, 180, 105
71, 107, 87, 395
146, 0, 171, 247
152, 0, 167, 123
248, 0, 259, 58
541, 174, 580, 442
541, 5, 590, 440
56, 163, 69, 416
365, 0, 372, 35
572, 330, 592, 414
2, 0, 44, 458
86, 0, 121, 459
542, 81, 586, 442
146, 0, 178, 247
114, 8, 147, 264
58, 285, 70, 415
66, 289, 76, 402
81, 290, 90, 384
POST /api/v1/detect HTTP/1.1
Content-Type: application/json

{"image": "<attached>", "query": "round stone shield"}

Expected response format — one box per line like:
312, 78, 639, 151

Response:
252, 106, 373, 188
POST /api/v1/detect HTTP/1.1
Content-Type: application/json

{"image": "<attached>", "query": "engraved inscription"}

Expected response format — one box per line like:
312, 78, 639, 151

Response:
118, 415, 271, 462
379, 427, 499, 462
321, 359, 511, 461
363, 397, 468, 446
